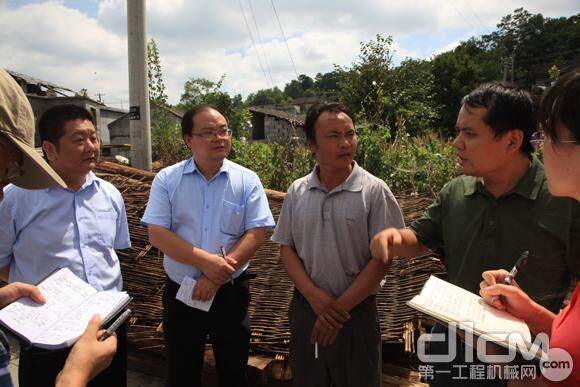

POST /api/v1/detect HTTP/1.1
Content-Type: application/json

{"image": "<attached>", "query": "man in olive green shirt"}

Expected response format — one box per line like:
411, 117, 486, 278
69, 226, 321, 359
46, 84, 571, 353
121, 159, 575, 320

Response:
370, 82, 580, 386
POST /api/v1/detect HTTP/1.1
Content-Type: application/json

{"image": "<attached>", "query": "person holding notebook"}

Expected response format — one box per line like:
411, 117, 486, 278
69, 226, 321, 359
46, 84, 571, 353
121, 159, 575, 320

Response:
370, 82, 580, 385
0, 102, 130, 387
480, 69, 580, 386
0, 68, 118, 387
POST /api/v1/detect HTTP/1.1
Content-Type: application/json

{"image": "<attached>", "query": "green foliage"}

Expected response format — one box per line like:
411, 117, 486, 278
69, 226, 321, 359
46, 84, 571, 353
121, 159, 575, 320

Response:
337, 34, 394, 129
146, 38, 181, 165
229, 138, 315, 192
245, 87, 289, 106
335, 35, 440, 137
151, 125, 458, 194
430, 38, 502, 136
151, 123, 190, 168
179, 75, 233, 116
147, 39, 168, 105
356, 124, 458, 195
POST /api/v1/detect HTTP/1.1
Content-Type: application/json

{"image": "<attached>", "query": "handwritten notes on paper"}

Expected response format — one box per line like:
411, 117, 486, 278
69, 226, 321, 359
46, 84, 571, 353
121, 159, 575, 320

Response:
0, 268, 129, 349
408, 276, 532, 347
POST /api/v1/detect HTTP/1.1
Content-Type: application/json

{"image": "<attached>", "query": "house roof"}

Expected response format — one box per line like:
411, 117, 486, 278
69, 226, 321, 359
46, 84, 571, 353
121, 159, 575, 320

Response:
7, 69, 127, 113
249, 106, 305, 125
26, 94, 128, 113
6, 69, 76, 96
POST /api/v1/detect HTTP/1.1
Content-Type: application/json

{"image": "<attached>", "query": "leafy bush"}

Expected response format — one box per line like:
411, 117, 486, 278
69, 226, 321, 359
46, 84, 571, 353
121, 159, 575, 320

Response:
152, 123, 458, 195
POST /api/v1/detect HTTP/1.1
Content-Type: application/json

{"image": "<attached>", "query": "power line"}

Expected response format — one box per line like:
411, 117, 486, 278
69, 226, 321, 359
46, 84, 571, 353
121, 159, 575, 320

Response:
445, 0, 480, 33
238, 0, 271, 88
247, 0, 276, 87
460, 0, 492, 35
270, 0, 298, 79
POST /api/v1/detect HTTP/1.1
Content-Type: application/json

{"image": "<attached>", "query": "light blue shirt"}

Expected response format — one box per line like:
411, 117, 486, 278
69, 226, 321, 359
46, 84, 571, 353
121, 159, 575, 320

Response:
0, 172, 131, 291
141, 158, 275, 285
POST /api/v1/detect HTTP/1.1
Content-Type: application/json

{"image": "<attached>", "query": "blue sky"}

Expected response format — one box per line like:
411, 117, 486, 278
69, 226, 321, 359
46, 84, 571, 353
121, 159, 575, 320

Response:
1, 0, 578, 107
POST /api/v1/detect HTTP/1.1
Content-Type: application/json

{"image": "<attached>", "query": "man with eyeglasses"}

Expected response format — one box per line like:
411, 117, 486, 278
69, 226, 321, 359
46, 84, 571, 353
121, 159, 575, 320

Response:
370, 82, 580, 386
0, 68, 118, 387
142, 104, 275, 387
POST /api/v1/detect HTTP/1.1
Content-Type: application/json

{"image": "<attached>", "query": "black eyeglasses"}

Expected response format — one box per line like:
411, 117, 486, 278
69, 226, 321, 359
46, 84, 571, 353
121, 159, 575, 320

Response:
531, 131, 578, 151
191, 128, 233, 139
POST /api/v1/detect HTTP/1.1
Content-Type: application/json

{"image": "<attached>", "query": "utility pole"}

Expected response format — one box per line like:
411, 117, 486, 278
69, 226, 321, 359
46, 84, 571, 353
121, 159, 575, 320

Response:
127, 0, 152, 171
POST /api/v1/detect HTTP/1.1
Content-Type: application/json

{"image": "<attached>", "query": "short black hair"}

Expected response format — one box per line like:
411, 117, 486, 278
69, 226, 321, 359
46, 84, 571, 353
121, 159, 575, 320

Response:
181, 104, 228, 137
538, 68, 580, 143
39, 104, 95, 146
461, 82, 535, 156
303, 103, 355, 144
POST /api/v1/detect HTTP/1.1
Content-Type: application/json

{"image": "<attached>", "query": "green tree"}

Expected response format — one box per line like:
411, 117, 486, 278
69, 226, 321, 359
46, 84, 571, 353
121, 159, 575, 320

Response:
245, 87, 289, 106
430, 38, 503, 136
147, 38, 168, 105
179, 74, 233, 116
336, 34, 395, 131
314, 70, 341, 100
389, 59, 440, 136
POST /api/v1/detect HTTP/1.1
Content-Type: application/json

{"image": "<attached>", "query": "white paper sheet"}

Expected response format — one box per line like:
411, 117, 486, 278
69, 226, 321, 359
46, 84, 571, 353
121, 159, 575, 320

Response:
409, 276, 532, 345
0, 268, 95, 341
35, 291, 129, 347
175, 276, 215, 312
0, 268, 130, 349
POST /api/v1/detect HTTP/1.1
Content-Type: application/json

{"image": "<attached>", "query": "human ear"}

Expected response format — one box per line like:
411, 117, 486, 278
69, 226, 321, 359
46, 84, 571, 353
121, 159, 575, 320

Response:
42, 141, 58, 163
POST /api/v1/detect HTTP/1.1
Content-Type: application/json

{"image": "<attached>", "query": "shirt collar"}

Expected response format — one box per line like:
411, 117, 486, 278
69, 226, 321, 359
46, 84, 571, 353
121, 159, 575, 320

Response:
463, 156, 543, 200
46, 171, 98, 193
183, 157, 230, 179
307, 161, 364, 193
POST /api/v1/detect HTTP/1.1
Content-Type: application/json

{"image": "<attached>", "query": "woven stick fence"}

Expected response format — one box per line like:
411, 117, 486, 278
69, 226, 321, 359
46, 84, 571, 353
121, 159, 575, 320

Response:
95, 162, 447, 360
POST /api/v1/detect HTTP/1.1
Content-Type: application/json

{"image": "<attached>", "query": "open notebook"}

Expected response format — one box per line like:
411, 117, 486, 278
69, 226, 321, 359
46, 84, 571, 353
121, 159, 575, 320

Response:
0, 268, 130, 349
408, 275, 543, 358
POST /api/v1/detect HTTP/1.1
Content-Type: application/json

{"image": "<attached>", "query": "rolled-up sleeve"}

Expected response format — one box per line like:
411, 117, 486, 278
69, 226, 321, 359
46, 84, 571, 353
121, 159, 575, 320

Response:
271, 186, 295, 247
141, 171, 172, 229
244, 177, 275, 231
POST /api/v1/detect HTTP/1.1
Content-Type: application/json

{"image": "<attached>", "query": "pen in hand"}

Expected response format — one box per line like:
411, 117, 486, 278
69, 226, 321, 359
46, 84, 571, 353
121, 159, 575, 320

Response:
490, 251, 529, 304
220, 246, 234, 285
99, 309, 131, 342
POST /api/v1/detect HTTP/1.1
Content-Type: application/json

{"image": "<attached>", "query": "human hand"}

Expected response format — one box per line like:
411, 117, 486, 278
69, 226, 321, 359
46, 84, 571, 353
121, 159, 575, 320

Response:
192, 275, 220, 302
370, 228, 402, 265
56, 315, 117, 387
0, 282, 46, 308
306, 287, 350, 330
310, 318, 340, 347
200, 254, 236, 284
479, 270, 534, 320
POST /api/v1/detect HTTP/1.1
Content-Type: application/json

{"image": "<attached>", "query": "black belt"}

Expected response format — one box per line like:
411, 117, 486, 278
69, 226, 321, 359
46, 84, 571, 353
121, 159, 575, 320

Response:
166, 272, 256, 289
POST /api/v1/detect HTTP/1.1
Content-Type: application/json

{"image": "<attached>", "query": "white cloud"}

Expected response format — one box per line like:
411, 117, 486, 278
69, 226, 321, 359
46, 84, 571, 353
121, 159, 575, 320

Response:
0, 0, 577, 107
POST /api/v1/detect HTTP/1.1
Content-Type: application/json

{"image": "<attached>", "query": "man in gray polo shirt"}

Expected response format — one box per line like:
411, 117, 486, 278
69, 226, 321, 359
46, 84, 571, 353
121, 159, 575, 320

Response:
271, 103, 405, 387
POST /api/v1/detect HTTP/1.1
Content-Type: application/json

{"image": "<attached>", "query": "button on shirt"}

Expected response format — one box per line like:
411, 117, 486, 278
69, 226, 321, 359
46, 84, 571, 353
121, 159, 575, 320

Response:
0, 172, 131, 291
410, 157, 580, 312
141, 158, 275, 285
271, 163, 406, 298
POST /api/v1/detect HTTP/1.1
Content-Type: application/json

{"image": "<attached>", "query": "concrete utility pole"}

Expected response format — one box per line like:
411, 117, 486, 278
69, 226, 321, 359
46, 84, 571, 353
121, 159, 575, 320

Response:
127, 0, 152, 171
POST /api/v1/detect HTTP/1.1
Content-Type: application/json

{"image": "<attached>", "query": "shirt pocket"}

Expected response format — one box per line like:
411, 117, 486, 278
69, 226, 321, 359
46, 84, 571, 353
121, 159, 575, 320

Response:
95, 210, 117, 246
221, 200, 245, 237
